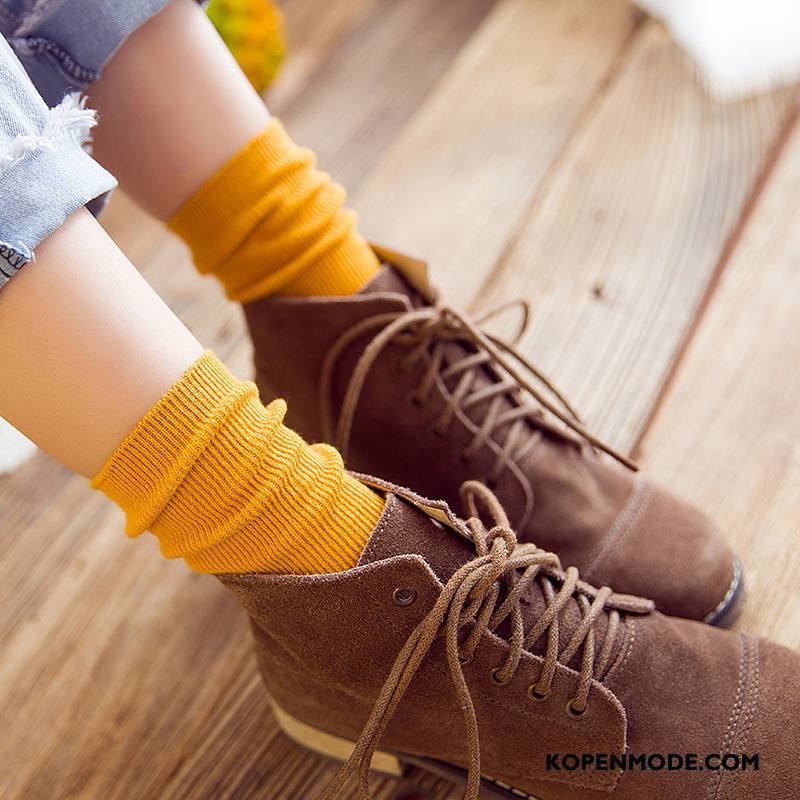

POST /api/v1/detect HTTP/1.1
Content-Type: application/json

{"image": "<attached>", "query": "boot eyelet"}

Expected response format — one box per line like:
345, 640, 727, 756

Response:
392, 587, 417, 607
429, 421, 448, 438
527, 685, 550, 702
489, 667, 510, 686
484, 477, 498, 490
406, 392, 425, 409
458, 653, 473, 665
457, 450, 473, 465
392, 357, 410, 375
566, 699, 588, 719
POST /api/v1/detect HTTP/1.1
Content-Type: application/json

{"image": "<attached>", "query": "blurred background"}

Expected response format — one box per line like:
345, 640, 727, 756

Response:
2, 1, 799, 799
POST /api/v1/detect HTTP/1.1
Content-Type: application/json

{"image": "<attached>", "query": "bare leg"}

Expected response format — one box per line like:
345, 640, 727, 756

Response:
0, 208, 202, 476
0, 202, 381, 574
89, 0, 271, 220
0, 3, 381, 575
88, 0, 378, 303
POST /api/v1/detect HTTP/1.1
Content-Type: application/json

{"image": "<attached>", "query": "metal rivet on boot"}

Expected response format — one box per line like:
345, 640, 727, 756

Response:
566, 699, 588, 720
528, 685, 550, 702
392, 587, 417, 607
489, 667, 511, 686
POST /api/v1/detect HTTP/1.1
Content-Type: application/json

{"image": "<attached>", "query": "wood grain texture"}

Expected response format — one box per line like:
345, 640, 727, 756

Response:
265, 0, 379, 112
3, 0, 800, 798
638, 119, 800, 651
471, 23, 795, 453
273, 0, 498, 191
354, 0, 642, 307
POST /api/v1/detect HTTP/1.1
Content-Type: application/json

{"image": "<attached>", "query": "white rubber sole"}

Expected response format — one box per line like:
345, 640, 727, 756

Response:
269, 699, 542, 800
269, 699, 403, 777
703, 559, 745, 627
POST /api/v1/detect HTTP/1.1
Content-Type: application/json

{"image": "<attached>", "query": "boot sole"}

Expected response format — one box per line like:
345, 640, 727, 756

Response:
268, 561, 744, 795
270, 699, 542, 799
703, 558, 744, 628
269, 700, 404, 777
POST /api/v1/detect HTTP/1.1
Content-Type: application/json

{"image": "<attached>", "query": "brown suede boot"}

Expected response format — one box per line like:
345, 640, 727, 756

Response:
244, 250, 741, 624
219, 479, 796, 800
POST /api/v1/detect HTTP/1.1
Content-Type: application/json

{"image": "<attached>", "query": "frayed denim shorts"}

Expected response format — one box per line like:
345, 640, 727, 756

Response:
0, 0, 173, 288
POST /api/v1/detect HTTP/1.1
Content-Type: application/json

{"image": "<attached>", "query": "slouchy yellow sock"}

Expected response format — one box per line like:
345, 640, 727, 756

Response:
92, 352, 383, 574
168, 119, 379, 301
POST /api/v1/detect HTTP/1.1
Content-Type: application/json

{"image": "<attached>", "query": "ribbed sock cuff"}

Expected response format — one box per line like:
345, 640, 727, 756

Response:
92, 352, 383, 574
92, 352, 252, 536
167, 119, 379, 302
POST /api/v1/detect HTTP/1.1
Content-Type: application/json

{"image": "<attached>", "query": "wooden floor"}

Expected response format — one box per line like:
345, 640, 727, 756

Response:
2, 1, 800, 797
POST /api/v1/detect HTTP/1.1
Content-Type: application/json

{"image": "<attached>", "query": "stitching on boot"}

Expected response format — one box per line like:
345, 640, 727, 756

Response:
603, 618, 637, 691
737, 638, 760, 755
707, 633, 753, 799
0, 92, 97, 179
714, 637, 760, 800
582, 477, 652, 574
702, 560, 742, 623
739, 639, 760, 748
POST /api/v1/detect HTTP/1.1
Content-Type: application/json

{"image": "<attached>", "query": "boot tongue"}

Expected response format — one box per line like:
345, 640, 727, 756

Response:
358, 264, 418, 298
357, 493, 474, 581
357, 492, 624, 672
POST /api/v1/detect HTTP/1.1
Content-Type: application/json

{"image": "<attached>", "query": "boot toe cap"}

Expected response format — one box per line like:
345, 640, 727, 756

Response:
587, 481, 740, 622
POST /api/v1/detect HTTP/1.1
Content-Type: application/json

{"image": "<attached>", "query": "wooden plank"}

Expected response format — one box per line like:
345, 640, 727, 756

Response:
355, 8, 794, 454
354, 0, 642, 308
463, 24, 795, 452
272, 0, 498, 191
637, 119, 800, 651
265, 0, 379, 112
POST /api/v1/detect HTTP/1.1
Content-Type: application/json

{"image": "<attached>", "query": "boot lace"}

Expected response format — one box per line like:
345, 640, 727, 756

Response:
319, 297, 637, 487
321, 481, 621, 800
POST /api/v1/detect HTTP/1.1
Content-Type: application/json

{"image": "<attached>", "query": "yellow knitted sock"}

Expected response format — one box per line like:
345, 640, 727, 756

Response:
92, 352, 383, 574
168, 119, 379, 301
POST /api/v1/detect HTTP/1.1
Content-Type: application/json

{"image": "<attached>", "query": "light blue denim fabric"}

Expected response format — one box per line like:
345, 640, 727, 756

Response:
0, 0, 170, 288
0, 0, 171, 105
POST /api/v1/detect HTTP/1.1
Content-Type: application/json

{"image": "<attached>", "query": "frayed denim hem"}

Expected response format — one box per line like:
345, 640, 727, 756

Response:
0, 92, 96, 178
0, 94, 116, 290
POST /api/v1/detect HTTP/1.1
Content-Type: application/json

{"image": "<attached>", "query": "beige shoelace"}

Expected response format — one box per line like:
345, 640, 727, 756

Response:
319, 299, 637, 486
321, 481, 621, 800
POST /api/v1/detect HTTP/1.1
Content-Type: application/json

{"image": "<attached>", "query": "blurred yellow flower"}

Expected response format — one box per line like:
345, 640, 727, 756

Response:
206, 0, 286, 93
